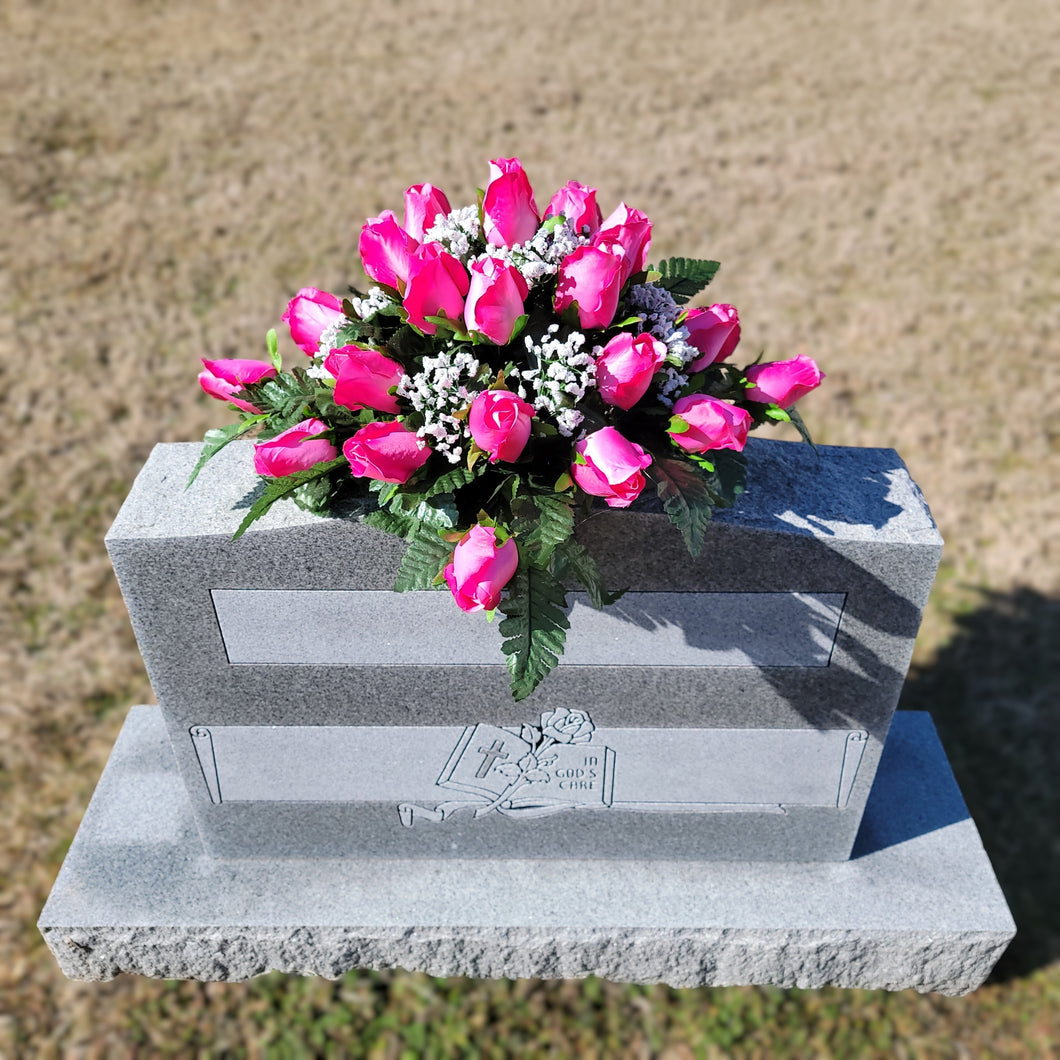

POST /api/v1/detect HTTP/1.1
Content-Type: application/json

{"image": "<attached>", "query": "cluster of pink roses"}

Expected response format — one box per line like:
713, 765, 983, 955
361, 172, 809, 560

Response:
197, 158, 824, 624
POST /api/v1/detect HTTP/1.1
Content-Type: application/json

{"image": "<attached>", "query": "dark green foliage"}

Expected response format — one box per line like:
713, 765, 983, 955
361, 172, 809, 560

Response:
707, 448, 748, 507
186, 415, 267, 488
393, 529, 452, 592
552, 538, 625, 610
424, 466, 475, 498
651, 456, 717, 557
787, 406, 817, 450
649, 257, 721, 304
232, 458, 346, 539
499, 562, 571, 701
523, 492, 574, 564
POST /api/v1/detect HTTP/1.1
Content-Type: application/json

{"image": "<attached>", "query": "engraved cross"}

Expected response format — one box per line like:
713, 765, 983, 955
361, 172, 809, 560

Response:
475, 740, 509, 778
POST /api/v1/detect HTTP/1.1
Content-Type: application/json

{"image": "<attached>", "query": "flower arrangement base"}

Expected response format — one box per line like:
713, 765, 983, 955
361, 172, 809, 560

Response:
39, 705, 1014, 993
101, 435, 944, 861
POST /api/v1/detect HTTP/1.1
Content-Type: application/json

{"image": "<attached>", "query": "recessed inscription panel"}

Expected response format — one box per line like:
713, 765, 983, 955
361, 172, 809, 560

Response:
211, 590, 845, 668
189, 716, 868, 821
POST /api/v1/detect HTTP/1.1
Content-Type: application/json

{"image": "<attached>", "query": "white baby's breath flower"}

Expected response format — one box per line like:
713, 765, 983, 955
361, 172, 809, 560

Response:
305, 359, 336, 382
520, 325, 593, 436
316, 319, 347, 356
349, 286, 396, 321
424, 205, 482, 261
629, 283, 681, 339
396, 348, 483, 462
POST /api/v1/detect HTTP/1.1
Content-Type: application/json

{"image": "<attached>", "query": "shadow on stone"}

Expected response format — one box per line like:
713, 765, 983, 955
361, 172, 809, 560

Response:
897, 587, 1059, 982
850, 714, 971, 857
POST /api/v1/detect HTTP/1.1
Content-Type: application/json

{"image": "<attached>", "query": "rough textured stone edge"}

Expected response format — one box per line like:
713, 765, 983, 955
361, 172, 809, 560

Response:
39, 707, 1015, 994
41, 924, 1010, 995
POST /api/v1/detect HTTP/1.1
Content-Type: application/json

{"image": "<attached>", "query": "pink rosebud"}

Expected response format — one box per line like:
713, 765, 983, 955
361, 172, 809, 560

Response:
404, 183, 452, 241
403, 243, 470, 335
571, 426, 652, 509
463, 257, 529, 345
359, 210, 419, 291
544, 180, 602, 236
468, 389, 535, 463
595, 203, 652, 282
281, 288, 345, 355
594, 332, 667, 410
342, 420, 430, 484
668, 395, 751, 454
198, 358, 276, 413
554, 242, 626, 330
483, 157, 540, 248
744, 355, 824, 407
685, 304, 741, 371
252, 418, 338, 477
324, 344, 404, 414
443, 525, 519, 613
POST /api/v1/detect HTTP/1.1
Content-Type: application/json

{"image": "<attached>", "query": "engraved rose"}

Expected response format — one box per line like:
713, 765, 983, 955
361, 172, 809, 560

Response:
538, 707, 595, 745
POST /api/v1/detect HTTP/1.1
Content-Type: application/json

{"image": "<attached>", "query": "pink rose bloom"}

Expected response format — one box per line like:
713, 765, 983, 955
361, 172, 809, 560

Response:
324, 344, 404, 414
198, 358, 276, 412
685, 304, 741, 371
281, 288, 345, 355
463, 257, 529, 344
544, 180, 602, 236
571, 426, 652, 509
595, 203, 652, 282
403, 243, 470, 335
359, 210, 419, 291
342, 420, 430, 484
468, 389, 535, 463
403, 183, 451, 241
444, 525, 519, 613
482, 157, 540, 248
668, 395, 751, 454
744, 355, 824, 407
252, 418, 338, 477
554, 242, 626, 330
594, 332, 667, 410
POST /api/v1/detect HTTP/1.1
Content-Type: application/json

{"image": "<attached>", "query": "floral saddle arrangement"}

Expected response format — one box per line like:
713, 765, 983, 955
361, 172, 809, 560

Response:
192, 157, 823, 699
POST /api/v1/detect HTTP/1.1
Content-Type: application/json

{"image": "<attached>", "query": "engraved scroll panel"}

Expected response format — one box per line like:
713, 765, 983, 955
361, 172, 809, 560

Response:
189, 724, 868, 815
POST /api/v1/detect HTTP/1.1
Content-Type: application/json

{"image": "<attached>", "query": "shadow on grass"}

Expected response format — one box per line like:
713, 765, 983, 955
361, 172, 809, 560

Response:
899, 587, 1059, 982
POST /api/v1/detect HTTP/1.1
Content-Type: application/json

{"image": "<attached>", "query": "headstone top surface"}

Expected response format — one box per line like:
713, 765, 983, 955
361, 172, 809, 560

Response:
106, 438, 940, 546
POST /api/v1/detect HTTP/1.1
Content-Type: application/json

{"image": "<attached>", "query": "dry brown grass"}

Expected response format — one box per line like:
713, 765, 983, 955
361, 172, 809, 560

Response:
2, 0, 1058, 1054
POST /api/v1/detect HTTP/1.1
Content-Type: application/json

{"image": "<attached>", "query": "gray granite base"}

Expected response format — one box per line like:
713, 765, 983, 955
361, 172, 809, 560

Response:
39, 707, 1014, 995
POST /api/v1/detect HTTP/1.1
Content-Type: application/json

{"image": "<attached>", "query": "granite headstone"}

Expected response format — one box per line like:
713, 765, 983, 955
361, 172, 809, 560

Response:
104, 436, 943, 859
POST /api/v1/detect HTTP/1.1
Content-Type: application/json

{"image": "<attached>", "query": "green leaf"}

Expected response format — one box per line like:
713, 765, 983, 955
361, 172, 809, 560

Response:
389, 492, 458, 531
253, 370, 317, 423
291, 472, 334, 514
266, 328, 281, 370
526, 492, 574, 564
787, 405, 817, 450
508, 313, 529, 343
707, 448, 747, 507
232, 458, 345, 539
652, 456, 715, 557
648, 257, 721, 305
363, 508, 418, 538
765, 407, 791, 421
425, 466, 475, 498
552, 538, 625, 610
393, 526, 452, 592
186, 416, 267, 489
498, 562, 570, 701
